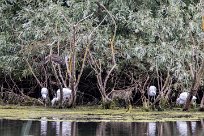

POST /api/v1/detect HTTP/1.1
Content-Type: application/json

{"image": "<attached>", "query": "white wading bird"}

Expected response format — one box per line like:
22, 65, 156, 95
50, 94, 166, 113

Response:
147, 85, 157, 104
176, 92, 197, 105
41, 87, 49, 106
51, 88, 72, 106
41, 87, 48, 100
148, 86, 157, 97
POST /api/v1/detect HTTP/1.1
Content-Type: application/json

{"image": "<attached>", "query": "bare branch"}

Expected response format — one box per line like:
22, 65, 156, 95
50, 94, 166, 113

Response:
142, 75, 150, 93
88, 15, 107, 39
96, 2, 117, 65
190, 32, 197, 80
65, 62, 72, 81
103, 64, 117, 89
161, 70, 170, 92
188, 62, 195, 79
25, 59, 43, 88
57, 64, 67, 88
42, 66, 48, 87
51, 62, 62, 88
75, 13, 94, 26
193, 60, 204, 90
75, 47, 89, 88
88, 50, 100, 72
75, 15, 107, 88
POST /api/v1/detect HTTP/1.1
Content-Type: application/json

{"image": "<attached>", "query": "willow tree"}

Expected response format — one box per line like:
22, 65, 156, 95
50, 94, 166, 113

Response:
0, 0, 98, 107
96, 0, 203, 109
183, 0, 204, 111
1, 0, 204, 109
0, 0, 34, 93
134, 2, 204, 109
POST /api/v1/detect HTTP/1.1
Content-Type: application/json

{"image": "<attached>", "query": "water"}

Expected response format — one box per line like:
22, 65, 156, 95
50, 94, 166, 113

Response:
0, 118, 204, 136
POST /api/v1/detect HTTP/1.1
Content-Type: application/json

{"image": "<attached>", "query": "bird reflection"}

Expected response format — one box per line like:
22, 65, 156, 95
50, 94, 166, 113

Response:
177, 121, 188, 136
40, 117, 47, 136
148, 122, 156, 136
40, 118, 72, 136
2, 119, 202, 136
62, 122, 72, 136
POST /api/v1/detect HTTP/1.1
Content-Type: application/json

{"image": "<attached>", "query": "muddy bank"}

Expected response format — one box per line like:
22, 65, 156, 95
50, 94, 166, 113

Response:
0, 105, 204, 122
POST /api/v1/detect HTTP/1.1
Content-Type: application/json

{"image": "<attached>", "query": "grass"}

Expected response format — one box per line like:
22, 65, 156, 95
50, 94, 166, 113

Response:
0, 105, 204, 122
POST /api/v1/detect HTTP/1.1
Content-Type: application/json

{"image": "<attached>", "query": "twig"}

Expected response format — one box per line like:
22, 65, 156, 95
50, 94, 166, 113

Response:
104, 64, 117, 89
75, 13, 94, 26
42, 65, 48, 87
26, 59, 43, 88
96, 1, 117, 65
51, 63, 62, 88
75, 47, 88, 88
58, 64, 67, 88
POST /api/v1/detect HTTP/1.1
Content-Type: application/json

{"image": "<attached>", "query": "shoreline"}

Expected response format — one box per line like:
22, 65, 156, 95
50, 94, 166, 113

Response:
0, 105, 203, 122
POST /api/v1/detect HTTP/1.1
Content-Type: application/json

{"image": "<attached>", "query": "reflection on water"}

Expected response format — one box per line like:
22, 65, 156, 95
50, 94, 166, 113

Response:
0, 118, 204, 136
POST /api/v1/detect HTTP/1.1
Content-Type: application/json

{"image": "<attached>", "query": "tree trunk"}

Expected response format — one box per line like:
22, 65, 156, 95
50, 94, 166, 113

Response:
183, 60, 204, 111
100, 88, 111, 109
199, 93, 204, 111
70, 26, 77, 107
182, 90, 196, 111
70, 83, 77, 107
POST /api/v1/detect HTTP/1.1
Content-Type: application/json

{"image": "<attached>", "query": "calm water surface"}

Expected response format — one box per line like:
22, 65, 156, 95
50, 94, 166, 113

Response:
0, 118, 204, 136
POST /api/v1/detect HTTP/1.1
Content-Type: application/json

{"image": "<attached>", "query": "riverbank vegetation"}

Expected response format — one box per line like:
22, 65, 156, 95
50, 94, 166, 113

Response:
0, 0, 204, 111
0, 105, 204, 122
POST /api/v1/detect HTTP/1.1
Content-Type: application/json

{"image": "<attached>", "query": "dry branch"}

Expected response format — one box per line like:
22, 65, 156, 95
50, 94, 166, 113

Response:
26, 59, 43, 88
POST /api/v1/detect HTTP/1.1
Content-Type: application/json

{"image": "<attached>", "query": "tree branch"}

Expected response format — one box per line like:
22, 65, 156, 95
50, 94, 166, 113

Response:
26, 59, 43, 88
103, 64, 117, 89
96, 1, 117, 65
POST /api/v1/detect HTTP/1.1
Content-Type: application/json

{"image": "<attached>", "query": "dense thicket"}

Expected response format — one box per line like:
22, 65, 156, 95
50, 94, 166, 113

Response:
0, 0, 204, 110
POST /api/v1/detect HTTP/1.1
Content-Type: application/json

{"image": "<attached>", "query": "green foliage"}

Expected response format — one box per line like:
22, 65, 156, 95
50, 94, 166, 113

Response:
0, 0, 203, 96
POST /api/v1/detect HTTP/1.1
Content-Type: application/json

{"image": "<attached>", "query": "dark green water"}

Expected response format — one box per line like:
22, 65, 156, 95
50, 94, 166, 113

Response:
0, 118, 204, 136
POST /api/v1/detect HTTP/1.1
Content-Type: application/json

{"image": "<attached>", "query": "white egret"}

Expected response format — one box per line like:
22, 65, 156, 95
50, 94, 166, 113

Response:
147, 86, 160, 110
56, 88, 72, 101
176, 92, 197, 105
41, 87, 48, 100
51, 88, 72, 106
148, 86, 157, 97
41, 87, 49, 106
